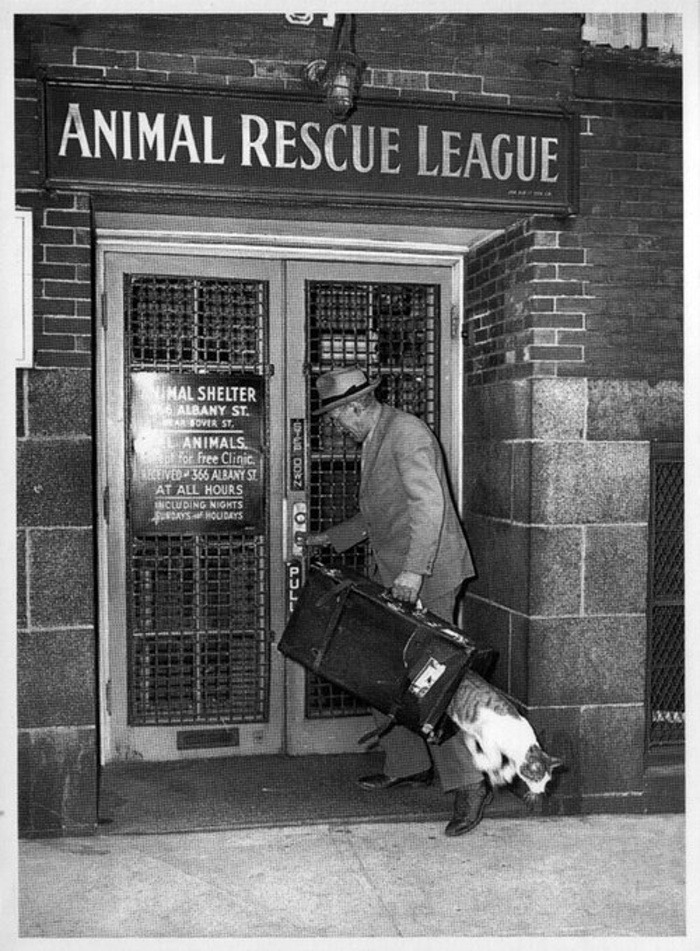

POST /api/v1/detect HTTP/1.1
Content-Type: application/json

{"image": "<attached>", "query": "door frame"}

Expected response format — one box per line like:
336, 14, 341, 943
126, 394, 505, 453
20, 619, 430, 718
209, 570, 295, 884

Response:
95, 213, 498, 765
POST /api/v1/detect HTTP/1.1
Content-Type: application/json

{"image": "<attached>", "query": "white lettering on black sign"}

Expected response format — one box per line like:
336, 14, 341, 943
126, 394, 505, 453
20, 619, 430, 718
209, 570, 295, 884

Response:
130, 372, 265, 533
45, 84, 577, 213
57, 105, 559, 185
289, 418, 306, 491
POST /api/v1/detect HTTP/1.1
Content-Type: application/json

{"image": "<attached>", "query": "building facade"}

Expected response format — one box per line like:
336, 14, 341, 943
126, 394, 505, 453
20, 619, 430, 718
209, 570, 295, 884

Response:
15, 13, 684, 835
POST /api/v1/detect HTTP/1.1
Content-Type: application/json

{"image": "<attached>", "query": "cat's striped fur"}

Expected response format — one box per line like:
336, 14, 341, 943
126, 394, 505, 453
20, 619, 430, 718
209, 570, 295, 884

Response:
447, 668, 563, 800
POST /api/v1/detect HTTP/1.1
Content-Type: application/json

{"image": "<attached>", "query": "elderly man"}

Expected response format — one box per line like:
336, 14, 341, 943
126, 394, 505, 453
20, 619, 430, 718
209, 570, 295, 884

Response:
306, 366, 491, 837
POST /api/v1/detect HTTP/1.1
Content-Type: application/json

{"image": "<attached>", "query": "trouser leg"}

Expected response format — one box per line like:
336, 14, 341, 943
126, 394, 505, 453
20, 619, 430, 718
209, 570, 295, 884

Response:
421, 587, 484, 792
430, 732, 484, 791
373, 713, 433, 777
373, 703, 481, 788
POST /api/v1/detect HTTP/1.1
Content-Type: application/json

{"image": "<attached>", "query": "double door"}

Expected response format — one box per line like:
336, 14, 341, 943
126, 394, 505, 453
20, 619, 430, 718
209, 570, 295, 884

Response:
98, 246, 456, 762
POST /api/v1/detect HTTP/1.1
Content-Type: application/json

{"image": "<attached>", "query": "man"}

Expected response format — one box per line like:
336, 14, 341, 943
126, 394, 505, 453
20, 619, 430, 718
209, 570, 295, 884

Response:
305, 366, 491, 837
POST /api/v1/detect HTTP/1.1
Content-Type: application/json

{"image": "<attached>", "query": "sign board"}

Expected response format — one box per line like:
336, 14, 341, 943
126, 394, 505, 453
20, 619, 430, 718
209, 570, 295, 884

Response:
130, 372, 265, 533
44, 80, 578, 214
289, 418, 306, 491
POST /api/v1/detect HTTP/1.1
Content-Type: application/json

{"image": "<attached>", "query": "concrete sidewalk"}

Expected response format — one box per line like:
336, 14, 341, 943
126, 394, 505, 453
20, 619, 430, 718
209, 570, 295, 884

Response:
14, 813, 686, 939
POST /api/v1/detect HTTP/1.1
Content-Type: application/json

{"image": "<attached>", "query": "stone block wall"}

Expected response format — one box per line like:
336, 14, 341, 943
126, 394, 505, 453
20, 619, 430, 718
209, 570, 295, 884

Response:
16, 369, 97, 835
462, 376, 653, 811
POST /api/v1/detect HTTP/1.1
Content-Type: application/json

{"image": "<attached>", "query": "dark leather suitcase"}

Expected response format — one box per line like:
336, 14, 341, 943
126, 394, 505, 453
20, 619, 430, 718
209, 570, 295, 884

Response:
278, 563, 497, 743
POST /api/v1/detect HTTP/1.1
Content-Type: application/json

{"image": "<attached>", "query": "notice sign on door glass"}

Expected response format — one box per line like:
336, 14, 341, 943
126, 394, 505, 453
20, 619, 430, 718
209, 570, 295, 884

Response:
130, 372, 265, 534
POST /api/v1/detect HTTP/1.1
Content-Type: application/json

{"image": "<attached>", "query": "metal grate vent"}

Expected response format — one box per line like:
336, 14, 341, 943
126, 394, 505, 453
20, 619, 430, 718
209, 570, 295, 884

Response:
305, 279, 439, 718
126, 274, 269, 726
647, 447, 684, 751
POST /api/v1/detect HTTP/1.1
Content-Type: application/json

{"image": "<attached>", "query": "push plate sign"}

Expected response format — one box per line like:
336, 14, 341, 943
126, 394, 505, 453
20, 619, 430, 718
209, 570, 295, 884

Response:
130, 372, 265, 533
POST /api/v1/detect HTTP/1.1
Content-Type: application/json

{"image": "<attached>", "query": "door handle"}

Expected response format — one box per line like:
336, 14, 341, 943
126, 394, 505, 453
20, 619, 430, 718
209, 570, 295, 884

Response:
291, 500, 307, 558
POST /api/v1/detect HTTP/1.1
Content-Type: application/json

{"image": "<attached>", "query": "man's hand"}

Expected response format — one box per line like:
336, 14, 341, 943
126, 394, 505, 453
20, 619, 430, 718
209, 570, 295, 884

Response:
391, 570, 423, 604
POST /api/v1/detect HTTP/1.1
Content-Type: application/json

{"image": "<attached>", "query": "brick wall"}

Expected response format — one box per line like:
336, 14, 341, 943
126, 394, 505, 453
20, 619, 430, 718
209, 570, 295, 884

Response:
16, 73, 94, 369
18, 16, 680, 379
16, 13, 582, 371
460, 47, 682, 388
574, 51, 682, 384
16, 13, 581, 105
464, 217, 589, 385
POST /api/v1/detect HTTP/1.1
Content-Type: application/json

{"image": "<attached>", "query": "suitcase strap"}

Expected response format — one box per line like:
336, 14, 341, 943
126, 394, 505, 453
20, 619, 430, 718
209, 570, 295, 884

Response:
310, 579, 354, 672
358, 718, 396, 748
357, 671, 413, 747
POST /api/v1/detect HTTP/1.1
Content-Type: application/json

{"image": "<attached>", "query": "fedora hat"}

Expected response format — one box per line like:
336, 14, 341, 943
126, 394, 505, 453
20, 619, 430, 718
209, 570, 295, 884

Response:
313, 367, 380, 415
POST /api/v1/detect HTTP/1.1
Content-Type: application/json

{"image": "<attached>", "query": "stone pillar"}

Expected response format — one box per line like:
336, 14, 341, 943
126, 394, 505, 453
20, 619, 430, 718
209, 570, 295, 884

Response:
17, 368, 98, 835
463, 377, 650, 813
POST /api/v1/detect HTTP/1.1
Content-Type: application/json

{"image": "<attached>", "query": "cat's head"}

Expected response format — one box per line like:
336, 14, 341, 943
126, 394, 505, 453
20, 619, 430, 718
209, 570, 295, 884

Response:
517, 744, 564, 799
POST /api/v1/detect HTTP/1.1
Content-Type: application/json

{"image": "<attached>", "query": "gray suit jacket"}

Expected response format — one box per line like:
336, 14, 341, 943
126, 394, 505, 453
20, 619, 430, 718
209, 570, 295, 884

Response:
326, 404, 475, 601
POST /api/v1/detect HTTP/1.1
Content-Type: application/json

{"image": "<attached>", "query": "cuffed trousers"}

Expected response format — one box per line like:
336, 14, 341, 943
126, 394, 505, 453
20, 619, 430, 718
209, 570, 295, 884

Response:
371, 586, 483, 793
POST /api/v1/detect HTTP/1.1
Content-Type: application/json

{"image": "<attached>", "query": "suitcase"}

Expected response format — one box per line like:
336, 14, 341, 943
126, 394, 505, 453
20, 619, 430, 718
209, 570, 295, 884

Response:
278, 563, 498, 744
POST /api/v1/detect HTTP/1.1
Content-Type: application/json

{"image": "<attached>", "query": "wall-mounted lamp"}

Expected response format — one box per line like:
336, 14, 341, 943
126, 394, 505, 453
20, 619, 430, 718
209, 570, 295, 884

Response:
303, 14, 365, 121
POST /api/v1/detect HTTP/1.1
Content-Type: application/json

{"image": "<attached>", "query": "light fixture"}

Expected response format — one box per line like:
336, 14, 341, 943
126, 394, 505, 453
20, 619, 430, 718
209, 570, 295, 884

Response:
303, 14, 365, 121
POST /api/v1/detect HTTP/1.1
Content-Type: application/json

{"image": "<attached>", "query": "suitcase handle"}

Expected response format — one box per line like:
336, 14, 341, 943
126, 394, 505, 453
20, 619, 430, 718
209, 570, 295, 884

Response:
379, 590, 426, 616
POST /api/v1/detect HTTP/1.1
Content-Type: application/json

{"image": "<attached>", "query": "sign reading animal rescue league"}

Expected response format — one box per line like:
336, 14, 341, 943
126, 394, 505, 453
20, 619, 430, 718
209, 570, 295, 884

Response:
130, 373, 265, 534
44, 81, 578, 213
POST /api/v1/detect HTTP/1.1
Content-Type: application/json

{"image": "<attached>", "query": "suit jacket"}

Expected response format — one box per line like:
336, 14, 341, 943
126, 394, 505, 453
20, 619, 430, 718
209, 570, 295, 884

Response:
326, 404, 475, 600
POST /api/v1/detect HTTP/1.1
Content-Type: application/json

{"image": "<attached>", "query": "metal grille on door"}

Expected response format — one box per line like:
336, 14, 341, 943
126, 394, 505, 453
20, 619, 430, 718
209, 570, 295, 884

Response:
304, 279, 439, 718
126, 275, 269, 726
647, 445, 684, 750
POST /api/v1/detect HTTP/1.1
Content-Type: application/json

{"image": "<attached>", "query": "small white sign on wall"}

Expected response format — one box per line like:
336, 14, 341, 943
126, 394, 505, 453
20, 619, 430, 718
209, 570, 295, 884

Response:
284, 14, 335, 28
14, 209, 33, 368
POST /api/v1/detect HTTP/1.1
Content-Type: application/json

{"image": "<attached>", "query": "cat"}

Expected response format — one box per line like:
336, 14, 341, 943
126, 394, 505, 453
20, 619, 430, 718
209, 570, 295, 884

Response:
446, 668, 563, 802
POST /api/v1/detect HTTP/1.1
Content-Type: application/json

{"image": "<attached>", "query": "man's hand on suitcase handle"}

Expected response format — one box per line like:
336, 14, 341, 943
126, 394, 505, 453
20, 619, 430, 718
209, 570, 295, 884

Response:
391, 570, 423, 605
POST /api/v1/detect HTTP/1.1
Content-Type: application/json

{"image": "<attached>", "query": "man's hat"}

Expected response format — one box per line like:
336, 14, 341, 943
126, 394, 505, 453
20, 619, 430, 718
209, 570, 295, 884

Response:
313, 367, 380, 415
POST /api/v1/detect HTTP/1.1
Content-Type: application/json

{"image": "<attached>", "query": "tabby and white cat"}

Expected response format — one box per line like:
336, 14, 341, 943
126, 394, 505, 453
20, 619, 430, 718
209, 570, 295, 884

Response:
447, 668, 563, 801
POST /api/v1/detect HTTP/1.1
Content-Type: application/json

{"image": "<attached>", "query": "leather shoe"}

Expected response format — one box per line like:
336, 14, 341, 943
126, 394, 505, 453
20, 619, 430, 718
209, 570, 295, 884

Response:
444, 780, 493, 837
358, 769, 434, 790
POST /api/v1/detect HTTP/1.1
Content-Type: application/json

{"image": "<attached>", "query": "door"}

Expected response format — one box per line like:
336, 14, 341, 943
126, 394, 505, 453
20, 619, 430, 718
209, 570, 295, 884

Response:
97, 247, 456, 762
283, 261, 455, 753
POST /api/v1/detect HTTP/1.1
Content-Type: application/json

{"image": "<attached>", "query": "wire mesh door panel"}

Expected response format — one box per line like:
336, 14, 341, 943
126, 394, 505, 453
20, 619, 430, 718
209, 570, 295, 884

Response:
129, 534, 267, 724
126, 273, 270, 729
646, 444, 684, 753
305, 277, 440, 720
